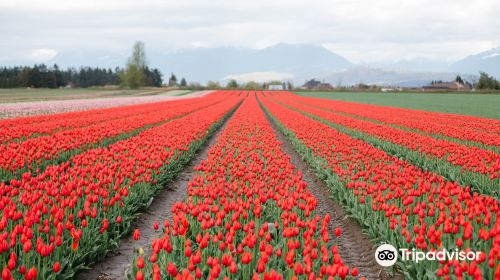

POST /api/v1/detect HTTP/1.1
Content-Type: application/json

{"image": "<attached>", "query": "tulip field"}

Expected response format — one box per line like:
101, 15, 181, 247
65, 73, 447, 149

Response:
0, 90, 499, 279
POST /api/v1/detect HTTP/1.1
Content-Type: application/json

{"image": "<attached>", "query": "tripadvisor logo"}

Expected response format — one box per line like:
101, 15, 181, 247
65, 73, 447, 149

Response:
375, 244, 398, 267
375, 244, 484, 267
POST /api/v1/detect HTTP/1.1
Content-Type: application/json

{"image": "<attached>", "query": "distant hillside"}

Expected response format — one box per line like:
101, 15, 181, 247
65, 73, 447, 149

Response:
376, 58, 450, 72
155, 43, 353, 83
322, 66, 477, 87
48, 43, 353, 83
449, 47, 500, 78
38, 44, 499, 86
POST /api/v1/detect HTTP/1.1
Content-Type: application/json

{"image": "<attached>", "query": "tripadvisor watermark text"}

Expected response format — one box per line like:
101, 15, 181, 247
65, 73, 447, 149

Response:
375, 244, 483, 267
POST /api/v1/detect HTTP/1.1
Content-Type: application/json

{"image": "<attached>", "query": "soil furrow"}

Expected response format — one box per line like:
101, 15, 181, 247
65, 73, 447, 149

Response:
75, 111, 233, 280
264, 107, 402, 280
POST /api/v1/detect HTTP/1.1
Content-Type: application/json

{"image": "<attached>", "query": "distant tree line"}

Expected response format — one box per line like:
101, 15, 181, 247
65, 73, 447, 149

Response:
0, 64, 163, 88
164, 73, 187, 88
213, 79, 293, 90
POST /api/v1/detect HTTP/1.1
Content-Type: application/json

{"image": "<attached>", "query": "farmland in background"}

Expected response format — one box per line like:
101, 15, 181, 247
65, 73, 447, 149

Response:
0, 88, 190, 103
0, 89, 199, 119
295, 91, 500, 119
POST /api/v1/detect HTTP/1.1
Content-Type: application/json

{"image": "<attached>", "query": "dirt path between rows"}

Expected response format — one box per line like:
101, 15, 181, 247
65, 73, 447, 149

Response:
76, 112, 230, 280
265, 111, 402, 280
77, 100, 401, 280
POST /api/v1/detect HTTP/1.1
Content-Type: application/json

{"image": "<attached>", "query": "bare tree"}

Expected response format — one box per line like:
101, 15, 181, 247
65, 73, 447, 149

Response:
121, 41, 147, 89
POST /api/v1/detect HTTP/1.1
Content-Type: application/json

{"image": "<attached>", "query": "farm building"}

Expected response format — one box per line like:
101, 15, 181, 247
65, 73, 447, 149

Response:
302, 79, 334, 90
422, 81, 472, 91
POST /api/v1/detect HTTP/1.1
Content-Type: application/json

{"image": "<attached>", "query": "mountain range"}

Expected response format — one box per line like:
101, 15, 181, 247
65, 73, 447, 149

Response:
323, 66, 477, 88
449, 47, 500, 78
39, 43, 500, 87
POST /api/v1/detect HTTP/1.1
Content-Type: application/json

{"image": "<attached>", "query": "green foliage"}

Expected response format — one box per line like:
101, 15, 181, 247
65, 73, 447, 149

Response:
242, 81, 262, 90
226, 79, 238, 89
206, 80, 221, 89
120, 64, 144, 89
121, 41, 148, 89
476, 72, 500, 90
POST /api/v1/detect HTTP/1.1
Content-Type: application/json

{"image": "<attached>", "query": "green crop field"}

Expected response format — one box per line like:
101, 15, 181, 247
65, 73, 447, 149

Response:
294, 91, 500, 120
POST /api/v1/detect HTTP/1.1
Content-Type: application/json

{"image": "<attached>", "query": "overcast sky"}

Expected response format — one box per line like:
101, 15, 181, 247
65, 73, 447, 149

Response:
1, 0, 499, 64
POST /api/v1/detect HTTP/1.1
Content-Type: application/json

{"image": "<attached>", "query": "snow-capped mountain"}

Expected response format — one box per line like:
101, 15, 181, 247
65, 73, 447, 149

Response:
449, 47, 500, 78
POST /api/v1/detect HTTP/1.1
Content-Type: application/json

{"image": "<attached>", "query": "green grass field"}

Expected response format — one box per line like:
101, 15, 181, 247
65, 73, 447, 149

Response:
0, 88, 189, 103
295, 91, 500, 120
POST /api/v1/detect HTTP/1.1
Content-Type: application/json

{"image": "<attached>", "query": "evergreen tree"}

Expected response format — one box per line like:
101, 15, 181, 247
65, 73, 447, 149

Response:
0, 63, 162, 89
143, 67, 163, 87
180, 78, 187, 87
168, 73, 177, 87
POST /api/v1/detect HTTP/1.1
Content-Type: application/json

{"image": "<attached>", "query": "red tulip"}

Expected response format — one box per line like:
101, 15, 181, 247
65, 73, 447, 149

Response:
135, 270, 143, 280
133, 229, 141, 241
53, 262, 61, 273
260, 91, 500, 279
2, 268, 11, 280
167, 263, 177, 276
136, 256, 144, 269
230, 262, 238, 274
351, 267, 358, 276
25, 267, 37, 280
152, 264, 160, 280
334, 227, 341, 237
7, 258, 16, 270
242, 252, 253, 264
294, 262, 304, 275
128, 93, 362, 279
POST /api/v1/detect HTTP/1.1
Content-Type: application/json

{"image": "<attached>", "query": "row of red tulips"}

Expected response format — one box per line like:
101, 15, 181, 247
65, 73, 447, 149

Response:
0, 95, 242, 279
273, 92, 500, 144
267, 93, 500, 182
132, 94, 358, 279
260, 93, 499, 279
0, 95, 228, 181
0, 96, 216, 144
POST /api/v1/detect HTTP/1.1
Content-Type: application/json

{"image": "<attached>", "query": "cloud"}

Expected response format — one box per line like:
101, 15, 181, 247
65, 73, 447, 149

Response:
224, 72, 294, 83
30, 49, 58, 62
0, 0, 499, 63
